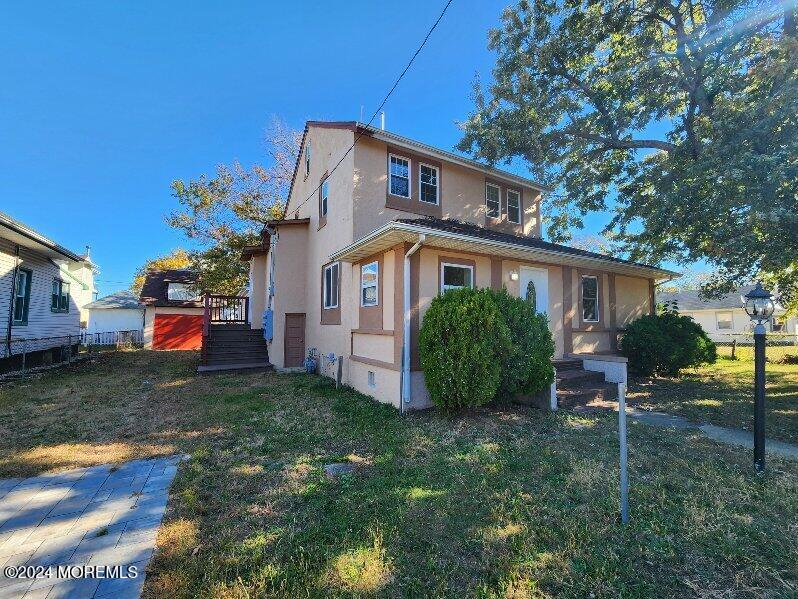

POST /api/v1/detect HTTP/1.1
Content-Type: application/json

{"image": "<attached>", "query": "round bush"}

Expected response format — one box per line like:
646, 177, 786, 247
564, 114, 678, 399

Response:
621, 313, 717, 376
419, 288, 512, 410
488, 288, 555, 399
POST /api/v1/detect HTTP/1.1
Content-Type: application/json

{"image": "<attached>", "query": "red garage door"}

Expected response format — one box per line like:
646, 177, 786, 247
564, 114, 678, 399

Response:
153, 314, 203, 350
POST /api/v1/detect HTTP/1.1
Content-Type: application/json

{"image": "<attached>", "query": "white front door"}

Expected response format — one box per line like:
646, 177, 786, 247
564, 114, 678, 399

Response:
519, 267, 549, 315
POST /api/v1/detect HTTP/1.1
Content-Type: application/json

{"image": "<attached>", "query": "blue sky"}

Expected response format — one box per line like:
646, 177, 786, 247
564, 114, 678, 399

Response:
2, 1, 650, 297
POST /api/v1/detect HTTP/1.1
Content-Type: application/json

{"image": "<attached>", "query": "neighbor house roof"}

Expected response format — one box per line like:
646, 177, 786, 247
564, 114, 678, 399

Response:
284, 121, 551, 217
139, 269, 203, 308
0, 211, 86, 262
657, 286, 758, 311
329, 217, 679, 280
85, 290, 144, 310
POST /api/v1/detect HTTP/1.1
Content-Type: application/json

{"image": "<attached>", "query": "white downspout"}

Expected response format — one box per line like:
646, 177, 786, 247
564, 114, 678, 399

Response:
401, 234, 425, 414
264, 226, 277, 311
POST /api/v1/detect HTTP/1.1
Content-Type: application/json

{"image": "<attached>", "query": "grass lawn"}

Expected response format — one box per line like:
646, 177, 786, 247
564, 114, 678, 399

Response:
629, 357, 798, 445
1, 351, 797, 597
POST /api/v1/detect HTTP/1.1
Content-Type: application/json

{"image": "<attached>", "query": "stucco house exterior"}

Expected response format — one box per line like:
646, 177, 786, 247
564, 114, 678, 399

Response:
1, 211, 96, 371
85, 290, 145, 335
239, 121, 677, 409
140, 269, 204, 350
658, 286, 797, 342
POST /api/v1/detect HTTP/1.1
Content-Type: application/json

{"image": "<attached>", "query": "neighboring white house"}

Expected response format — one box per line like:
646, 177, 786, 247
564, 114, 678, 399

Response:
0, 211, 96, 370
658, 285, 797, 342
85, 290, 144, 334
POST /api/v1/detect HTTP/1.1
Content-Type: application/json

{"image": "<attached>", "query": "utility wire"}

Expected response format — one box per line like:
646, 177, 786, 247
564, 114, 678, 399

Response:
283, 0, 455, 220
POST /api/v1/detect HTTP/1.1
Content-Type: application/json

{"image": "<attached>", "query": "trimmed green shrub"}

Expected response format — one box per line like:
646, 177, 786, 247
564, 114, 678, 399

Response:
419, 288, 511, 410
487, 288, 555, 399
621, 313, 717, 376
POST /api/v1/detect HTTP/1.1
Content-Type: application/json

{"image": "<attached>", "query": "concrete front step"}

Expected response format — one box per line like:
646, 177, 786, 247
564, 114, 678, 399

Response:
557, 383, 618, 409
556, 368, 605, 389
553, 358, 583, 371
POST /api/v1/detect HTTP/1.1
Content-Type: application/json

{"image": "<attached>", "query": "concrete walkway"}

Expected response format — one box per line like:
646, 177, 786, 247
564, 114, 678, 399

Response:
0, 455, 183, 599
625, 408, 798, 461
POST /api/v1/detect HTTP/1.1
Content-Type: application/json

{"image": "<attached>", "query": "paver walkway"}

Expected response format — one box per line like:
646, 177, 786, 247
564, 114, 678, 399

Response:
0, 455, 183, 599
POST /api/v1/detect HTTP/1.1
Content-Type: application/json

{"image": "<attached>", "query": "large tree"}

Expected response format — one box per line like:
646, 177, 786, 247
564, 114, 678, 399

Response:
131, 249, 191, 294
167, 118, 301, 294
459, 0, 797, 308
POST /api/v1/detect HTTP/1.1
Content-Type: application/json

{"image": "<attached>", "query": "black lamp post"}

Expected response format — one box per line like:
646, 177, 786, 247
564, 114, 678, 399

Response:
743, 282, 775, 473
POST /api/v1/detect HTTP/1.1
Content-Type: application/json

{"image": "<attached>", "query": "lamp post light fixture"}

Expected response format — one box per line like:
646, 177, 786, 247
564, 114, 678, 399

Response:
743, 282, 775, 473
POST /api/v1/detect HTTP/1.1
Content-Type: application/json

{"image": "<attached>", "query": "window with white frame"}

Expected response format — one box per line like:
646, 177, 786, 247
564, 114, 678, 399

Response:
507, 189, 521, 223
485, 183, 500, 219
305, 140, 311, 176
320, 178, 329, 216
440, 263, 474, 293
361, 261, 379, 307
167, 283, 200, 302
13, 268, 32, 324
51, 279, 70, 313
716, 311, 733, 330
581, 275, 599, 322
323, 262, 340, 309
419, 163, 439, 204
389, 154, 410, 197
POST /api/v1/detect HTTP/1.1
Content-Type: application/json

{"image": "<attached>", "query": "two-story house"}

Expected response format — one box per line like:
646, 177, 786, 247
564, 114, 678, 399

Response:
1, 211, 97, 372
238, 121, 677, 409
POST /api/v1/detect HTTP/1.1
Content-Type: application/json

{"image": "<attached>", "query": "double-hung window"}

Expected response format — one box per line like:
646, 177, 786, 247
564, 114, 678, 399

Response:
716, 311, 733, 330
419, 163, 439, 204
320, 178, 329, 216
51, 279, 70, 313
361, 261, 379, 307
324, 263, 340, 309
507, 189, 521, 224
581, 275, 599, 322
485, 183, 500, 219
389, 154, 410, 198
13, 268, 32, 324
441, 263, 473, 293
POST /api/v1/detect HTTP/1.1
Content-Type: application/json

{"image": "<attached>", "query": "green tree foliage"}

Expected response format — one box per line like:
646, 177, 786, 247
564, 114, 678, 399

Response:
459, 1, 798, 308
489, 288, 555, 399
167, 118, 301, 293
419, 288, 512, 410
621, 313, 717, 375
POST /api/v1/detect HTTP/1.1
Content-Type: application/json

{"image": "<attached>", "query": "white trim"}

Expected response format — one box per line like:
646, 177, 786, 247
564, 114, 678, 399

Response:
440, 262, 474, 293
418, 162, 439, 205
327, 221, 680, 279
388, 153, 411, 198
581, 275, 600, 322
485, 182, 501, 220
323, 262, 339, 309
360, 260, 379, 307
507, 189, 521, 224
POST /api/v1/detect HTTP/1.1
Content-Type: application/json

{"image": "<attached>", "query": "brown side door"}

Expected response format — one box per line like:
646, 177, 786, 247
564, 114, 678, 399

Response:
284, 313, 306, 367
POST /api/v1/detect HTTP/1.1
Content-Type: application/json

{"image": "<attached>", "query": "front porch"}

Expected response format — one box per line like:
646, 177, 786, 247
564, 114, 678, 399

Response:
198, 294, 271, 373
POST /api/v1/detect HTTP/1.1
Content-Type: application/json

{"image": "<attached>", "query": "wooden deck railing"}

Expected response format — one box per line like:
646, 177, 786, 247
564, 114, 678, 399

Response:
201, 294, 250, 365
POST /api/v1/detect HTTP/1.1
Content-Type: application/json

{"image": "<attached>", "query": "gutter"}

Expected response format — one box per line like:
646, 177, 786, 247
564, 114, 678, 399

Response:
330, 221, 680, 280
401, 234, 425, 414
0, 212, 84, 262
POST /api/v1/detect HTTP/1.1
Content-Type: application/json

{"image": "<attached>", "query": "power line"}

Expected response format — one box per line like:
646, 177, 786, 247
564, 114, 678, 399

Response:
284, 0, 455, 220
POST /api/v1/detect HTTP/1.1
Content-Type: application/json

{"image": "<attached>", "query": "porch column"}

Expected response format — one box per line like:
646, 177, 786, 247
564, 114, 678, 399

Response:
608, 273, 617, 350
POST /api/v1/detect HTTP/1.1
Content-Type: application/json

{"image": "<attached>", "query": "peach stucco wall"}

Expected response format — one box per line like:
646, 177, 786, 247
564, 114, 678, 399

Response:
616, 275, 651, 327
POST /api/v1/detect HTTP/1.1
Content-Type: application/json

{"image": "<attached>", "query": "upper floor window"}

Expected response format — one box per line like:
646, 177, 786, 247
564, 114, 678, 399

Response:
441, 263, 473, 293
321, 178, 330, 216
507, 189, 521, 224
716, 311, 733, 330
305, 140, 311, 176
389, 154, 410, 198
419, 164, 439, 205
361, 261, 379, 307
51, 279, 70, 313
485, 183, 500, 219
167, 283, 200, 302
581, 275, 599, 322
324, 262, 340, 309
13, 268, 32, 324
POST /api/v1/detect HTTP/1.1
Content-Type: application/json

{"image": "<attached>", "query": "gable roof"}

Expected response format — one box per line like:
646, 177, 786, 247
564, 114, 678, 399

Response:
85, 290, 143, 310
139, 269, 203, 307
330, 217, 678, 279
657, 286, 757, 311
284, 120, 551, 217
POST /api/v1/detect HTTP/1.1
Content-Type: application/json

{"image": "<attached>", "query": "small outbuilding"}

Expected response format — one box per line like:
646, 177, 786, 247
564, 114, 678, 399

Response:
140, 269, 204, 350
85, 290, 144, 335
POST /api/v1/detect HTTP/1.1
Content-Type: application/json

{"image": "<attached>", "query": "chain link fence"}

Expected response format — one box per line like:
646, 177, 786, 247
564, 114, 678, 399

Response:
714, 333, 798, 363
1, 330, 143, 376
